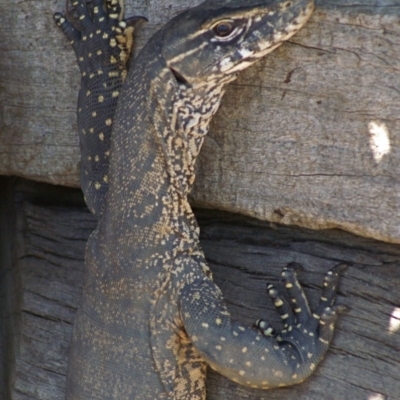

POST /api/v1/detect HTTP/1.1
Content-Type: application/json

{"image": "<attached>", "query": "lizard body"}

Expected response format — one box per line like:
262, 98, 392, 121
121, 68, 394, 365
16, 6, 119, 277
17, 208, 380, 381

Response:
54, 1, 347, 398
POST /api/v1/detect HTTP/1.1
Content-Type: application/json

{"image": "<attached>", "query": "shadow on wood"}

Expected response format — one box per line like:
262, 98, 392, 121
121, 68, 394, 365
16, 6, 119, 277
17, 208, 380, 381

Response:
0, 178, 399, 399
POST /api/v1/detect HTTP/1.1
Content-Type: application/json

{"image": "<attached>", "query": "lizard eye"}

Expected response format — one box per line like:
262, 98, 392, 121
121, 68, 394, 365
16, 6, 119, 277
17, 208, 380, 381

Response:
214, 22, 234, 37
210, 19, 245, 43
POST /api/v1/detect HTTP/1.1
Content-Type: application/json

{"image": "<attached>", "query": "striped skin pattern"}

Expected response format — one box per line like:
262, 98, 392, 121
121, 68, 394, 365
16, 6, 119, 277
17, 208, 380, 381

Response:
54, 1, 348, 399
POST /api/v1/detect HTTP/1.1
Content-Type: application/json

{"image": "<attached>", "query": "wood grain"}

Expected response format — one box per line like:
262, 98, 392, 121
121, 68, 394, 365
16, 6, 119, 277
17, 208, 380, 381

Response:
1, 179, 399, 399
0, 1, 399, 242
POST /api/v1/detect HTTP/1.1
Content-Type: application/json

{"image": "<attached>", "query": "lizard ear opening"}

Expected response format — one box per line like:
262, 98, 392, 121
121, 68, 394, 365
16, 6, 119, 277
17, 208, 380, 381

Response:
170, 67, 190, 86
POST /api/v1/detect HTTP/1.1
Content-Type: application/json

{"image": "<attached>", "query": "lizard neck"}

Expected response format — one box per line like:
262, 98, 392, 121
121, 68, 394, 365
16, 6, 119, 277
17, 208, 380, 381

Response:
102, 36, 235, 253
164, 76, 235, 196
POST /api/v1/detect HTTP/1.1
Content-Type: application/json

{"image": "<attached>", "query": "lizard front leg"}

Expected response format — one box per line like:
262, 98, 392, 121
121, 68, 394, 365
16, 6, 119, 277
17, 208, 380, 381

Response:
54, 0, 143, 216
180, 262, 347, 390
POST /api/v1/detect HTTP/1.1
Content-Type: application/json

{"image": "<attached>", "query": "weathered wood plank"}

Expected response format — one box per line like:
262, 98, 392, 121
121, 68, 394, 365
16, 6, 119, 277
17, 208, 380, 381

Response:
1, 179, 399, 399
0, 1, 399, 243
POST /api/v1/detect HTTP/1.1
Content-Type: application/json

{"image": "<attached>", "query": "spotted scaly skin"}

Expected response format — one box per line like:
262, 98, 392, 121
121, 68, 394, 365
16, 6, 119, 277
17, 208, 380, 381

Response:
55, 0, 137, 215
54, 1, 348, 399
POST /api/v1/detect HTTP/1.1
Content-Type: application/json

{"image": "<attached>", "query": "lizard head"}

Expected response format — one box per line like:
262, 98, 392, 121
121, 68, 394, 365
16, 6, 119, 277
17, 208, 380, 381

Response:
161, 0, 314, 87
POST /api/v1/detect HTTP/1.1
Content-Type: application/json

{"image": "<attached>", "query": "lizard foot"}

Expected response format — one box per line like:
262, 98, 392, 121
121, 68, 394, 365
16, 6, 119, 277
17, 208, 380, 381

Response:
255, 262, 348, 355
54, 0, 146, 79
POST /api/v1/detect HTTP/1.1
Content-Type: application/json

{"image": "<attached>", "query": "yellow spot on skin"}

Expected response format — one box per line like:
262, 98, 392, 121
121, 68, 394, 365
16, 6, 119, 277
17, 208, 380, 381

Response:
109, 71, 119, 77
79, 56, 84, 62
99, 133, 104, 141
119, 50, 127, 62
97, 50, 102, 55
242, 347, 248, 353
193, 292, 201, 300
292, 374, 298, 379
215, 318, 222, 325
92, 111, 97, 117
82, 36, 87, 41
106, 119, 112, 126
239, 370, 245, 376
245, 361, 251, 367
86, 90, 91, 96
286, 283, 293, 288
95, 155, 99, 162
102, 32, 109, 39
94, 182, 101, 190
98, 95, 104, 103
89, 128, 94, 133
112, 91, 119, 98
117, 33, 127, 43
215, 345, 222, 351
110, 56, 117, 64
98, 70, 103, 75
201, 323, 209, 329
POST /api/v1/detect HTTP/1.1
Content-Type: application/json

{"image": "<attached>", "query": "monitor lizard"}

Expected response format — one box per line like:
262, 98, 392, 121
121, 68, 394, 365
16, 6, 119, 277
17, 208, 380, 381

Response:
54, 0, 348, 398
